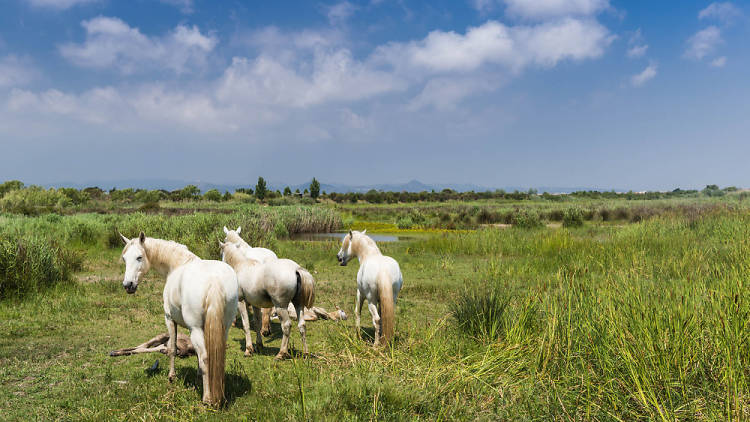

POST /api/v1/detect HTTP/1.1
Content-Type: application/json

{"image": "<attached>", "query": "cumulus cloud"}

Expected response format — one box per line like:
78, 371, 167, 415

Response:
0, 56, 37, 88
630, 63, 656, 87
501, 0, 610, 20
25, 0, 96, 9
699, 2, 742, 24
710, 56, 727, 67
683, 26, 722, 60
374, 18, 613, 74
59, 16, 217, 74
8, 17, 615, 137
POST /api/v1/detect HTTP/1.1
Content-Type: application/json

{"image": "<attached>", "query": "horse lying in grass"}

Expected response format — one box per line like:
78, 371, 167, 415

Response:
108, 305, 346, 358
223, 226, 276, 337
220, 241, 315, 359
337, 230, 403, 346
109, 333, 195, 357
119, 232, 238, 406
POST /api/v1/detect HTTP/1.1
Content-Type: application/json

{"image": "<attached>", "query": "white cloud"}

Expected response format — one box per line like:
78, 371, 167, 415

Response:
683, 26, 722, 60
0, 56, 37, 88
626, 28, 647, 58
327, 2, 358, 25
407, 77, 500, 111
502, 0, 610, 20
159, 0, 194, 14
374, 18, 613, 74
710, 56, 727, 67
626, 44, 647, 58
699, 2, 742, 24
59, 16, 217, 74
25, 0, 96, 9
630, 63, 656, 87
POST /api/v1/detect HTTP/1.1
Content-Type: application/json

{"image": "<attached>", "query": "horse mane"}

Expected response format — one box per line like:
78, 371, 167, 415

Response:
352, 231, 381, 258
145, 238, 198, 268
222, 243, 259, 270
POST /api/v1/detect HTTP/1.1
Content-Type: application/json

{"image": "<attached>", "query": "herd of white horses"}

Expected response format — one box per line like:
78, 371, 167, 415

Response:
118, 227, 404, 406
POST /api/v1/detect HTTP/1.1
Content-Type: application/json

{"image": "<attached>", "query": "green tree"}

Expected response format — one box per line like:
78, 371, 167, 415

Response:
309, 178, 320, 199
178, 185, 201, 200
203, 189, 222, 202
255, 177, 267, 200
283, 186, 292, 196
0, 180, 24, 198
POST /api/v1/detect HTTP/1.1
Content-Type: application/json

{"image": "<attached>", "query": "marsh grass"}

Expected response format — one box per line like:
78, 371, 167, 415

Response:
0, 204, 748, 420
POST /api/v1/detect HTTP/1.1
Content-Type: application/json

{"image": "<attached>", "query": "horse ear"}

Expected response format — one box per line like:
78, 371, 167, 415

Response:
349, 230, 353, 238
236, 226, 241, 234
362, 229, 367, 235
223, 226, 229, 234
118, 231, 130, 244
139, 231, 146, 244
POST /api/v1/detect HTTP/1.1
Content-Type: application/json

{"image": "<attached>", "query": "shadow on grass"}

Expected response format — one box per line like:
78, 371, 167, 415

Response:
176, 366, 252, 405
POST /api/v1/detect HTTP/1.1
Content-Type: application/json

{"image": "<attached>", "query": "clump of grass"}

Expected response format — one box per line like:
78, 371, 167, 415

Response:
0, 237, 82, 299
452, 288, 510, 341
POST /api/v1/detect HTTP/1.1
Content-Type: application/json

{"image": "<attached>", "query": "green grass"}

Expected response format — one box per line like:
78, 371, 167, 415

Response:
0, 203, 748, 420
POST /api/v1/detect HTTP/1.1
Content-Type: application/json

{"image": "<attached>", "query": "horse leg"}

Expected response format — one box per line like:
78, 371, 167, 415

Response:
165, 316, 178, 382
251, 306, 264, 351
190, 329, 211, 404
355, 289, 364, 339
294, 304, 309, 356
275, 307, 292, 360
261, 307, 272, 336
238, 301, 254, 356
367, 302, 381, 347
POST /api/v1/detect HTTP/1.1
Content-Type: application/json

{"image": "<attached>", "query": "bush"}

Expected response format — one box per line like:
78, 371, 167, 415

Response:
513, 210, 543, 229
203, 189, 222, 202
452, 288, 510, 341
396, 217, 414, 229
562, 208, 584, 228
0, 238, 82, 299
0, 187, 72, 215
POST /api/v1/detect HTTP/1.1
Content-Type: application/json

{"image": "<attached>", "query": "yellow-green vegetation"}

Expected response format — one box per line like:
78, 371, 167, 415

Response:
0, 200, 748, 420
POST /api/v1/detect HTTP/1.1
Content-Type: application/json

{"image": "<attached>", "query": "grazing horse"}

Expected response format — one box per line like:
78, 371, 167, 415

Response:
119, 232, 238, 406
337, 230, 403, 346
223, 226, 276, 336
219, 241, 315, 359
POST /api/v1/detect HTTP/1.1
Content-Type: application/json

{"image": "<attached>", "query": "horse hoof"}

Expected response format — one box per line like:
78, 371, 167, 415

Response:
274, 352, 290, 360
244, 350, 253, 357
168, 374, 175, 383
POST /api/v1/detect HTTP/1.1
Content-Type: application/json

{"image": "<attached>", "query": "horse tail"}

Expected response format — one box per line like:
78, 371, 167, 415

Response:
294, 268, 316, 309
204, 280, 227, 406
377, 271, 395, 345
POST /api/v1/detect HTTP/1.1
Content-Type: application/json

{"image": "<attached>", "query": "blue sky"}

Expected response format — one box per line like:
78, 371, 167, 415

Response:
0, 0, 747, 190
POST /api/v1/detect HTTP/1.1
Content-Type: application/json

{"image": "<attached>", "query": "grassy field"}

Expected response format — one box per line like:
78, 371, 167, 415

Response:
0, 200, 748, 420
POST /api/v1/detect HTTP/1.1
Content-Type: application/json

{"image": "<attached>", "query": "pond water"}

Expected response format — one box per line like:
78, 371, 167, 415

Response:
290, 232, 411, 242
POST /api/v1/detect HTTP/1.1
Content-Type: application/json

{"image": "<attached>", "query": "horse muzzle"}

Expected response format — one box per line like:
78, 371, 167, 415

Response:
123, 281, 138, 294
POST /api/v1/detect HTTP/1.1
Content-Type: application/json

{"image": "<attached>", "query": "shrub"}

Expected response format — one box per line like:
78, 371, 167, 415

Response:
513, 210, 543, 229
0, 187, 72, 215
396, 217, 414, 229
562, 208, 585, 228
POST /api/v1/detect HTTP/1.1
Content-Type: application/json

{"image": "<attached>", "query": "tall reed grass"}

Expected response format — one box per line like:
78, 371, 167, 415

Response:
438, 212, 749, 419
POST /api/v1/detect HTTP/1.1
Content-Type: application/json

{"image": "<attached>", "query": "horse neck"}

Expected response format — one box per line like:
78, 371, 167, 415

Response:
224, 248, 258, 272
353, 236, 381, 261
144, 238, 198, 276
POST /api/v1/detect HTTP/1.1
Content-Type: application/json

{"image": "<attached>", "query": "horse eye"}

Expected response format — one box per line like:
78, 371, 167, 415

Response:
136, 256, 143, 262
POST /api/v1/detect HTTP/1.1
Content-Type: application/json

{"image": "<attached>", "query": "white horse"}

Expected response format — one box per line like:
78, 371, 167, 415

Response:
337, 230, 403, 346
223, 226, 277, 336
220, 241, 315, 359
119, 232, 238, 406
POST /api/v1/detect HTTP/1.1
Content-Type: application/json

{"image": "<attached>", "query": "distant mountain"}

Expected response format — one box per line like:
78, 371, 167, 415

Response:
43, 178, 617, 194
